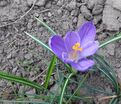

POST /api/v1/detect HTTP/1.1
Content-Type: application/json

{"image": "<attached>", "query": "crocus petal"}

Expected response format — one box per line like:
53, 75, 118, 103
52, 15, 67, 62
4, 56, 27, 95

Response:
49, 35, 66, 59
81, 41, 99, 58
70, 59, 94, 72
78, 21, 96, 46
64, 31, 80, 52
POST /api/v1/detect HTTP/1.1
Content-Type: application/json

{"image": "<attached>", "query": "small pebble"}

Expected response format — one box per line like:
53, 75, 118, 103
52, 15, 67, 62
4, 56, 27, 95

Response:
92, 4, 103, 15
36, 0, 46, 6
12, 67, 18, 74
26, 89, 35, 95
48, 12, 52, 17
71, 9, 78, 16
80, 5, 93, 20
66, 0, 76, 11
7, 53, 12, 59
45, 1, 52, 8
57, 0, 63, 6
57, 9, 62, 15
73, 17, 78, 23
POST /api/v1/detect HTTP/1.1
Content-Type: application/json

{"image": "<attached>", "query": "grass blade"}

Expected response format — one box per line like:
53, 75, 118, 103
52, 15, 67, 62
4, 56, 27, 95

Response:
25, 32, 52, 52
109, 98, 118, 104
0, 100, 50, 104
43, 56, 57, 89
35, 17, 56, 35
99, 33, 121, 48
59, 73, 74, 104
66, 73, 89, 104
0, 71, 43, 90
94, 54, 119, 94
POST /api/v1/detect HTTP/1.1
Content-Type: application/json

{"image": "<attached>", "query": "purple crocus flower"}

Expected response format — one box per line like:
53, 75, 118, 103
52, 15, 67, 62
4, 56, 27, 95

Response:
49, 21, 99, 71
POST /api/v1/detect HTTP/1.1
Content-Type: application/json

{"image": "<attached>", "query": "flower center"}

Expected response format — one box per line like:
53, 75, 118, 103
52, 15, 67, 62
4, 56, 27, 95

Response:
72, 42, 83, 51
67, 43, 83, 62
68, 51, 78, 61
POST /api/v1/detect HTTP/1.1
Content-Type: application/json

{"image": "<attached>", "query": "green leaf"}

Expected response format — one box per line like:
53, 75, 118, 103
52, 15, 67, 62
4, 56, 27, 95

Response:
43, 56, 57, 89
0, 71, 43, 90
94, 54, 119, 94
99, 33, 121, 48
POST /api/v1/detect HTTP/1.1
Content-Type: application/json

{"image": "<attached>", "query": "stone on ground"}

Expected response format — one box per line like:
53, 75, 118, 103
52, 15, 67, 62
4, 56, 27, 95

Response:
102, 5, 121, 31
